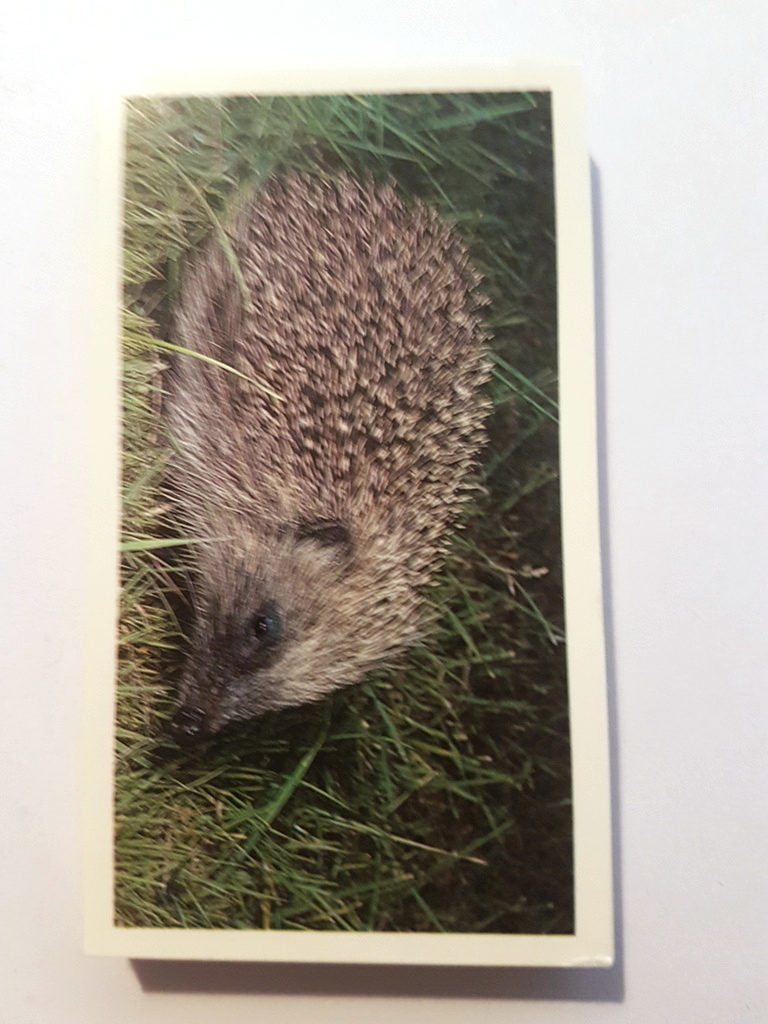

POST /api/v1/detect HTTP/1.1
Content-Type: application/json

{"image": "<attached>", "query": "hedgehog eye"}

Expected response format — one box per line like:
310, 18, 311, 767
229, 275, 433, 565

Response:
248, 601, 281, 645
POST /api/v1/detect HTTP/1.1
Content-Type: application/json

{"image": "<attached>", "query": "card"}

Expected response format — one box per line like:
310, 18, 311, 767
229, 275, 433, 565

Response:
83, 65, 612, 965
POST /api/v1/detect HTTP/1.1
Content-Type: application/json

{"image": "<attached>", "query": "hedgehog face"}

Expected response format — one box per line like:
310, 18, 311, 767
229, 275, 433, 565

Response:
169, 519, 391, 744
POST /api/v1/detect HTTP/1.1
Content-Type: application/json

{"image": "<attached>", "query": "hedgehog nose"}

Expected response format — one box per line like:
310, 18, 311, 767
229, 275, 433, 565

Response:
168, 705, 211, 746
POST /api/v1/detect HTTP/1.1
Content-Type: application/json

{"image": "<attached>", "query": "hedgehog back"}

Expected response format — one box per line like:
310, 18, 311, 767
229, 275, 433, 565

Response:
167, 173, 489, 582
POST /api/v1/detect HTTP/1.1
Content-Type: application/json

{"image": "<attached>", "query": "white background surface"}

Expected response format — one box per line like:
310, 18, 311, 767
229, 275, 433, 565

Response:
1, 2, 766, 1022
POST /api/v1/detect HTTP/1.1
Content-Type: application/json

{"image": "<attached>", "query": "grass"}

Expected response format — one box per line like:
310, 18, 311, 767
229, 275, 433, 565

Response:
115, 90, 572, 933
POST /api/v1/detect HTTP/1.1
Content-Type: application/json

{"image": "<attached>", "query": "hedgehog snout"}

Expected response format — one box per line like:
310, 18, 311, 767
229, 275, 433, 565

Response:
168, 704, 212, 746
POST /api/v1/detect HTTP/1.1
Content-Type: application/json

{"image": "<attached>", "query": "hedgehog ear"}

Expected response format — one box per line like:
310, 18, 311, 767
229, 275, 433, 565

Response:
293, 518, 354, 563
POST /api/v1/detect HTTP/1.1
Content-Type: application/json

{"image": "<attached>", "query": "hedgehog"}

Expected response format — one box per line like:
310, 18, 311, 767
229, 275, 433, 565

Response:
163, 172, 490, 744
